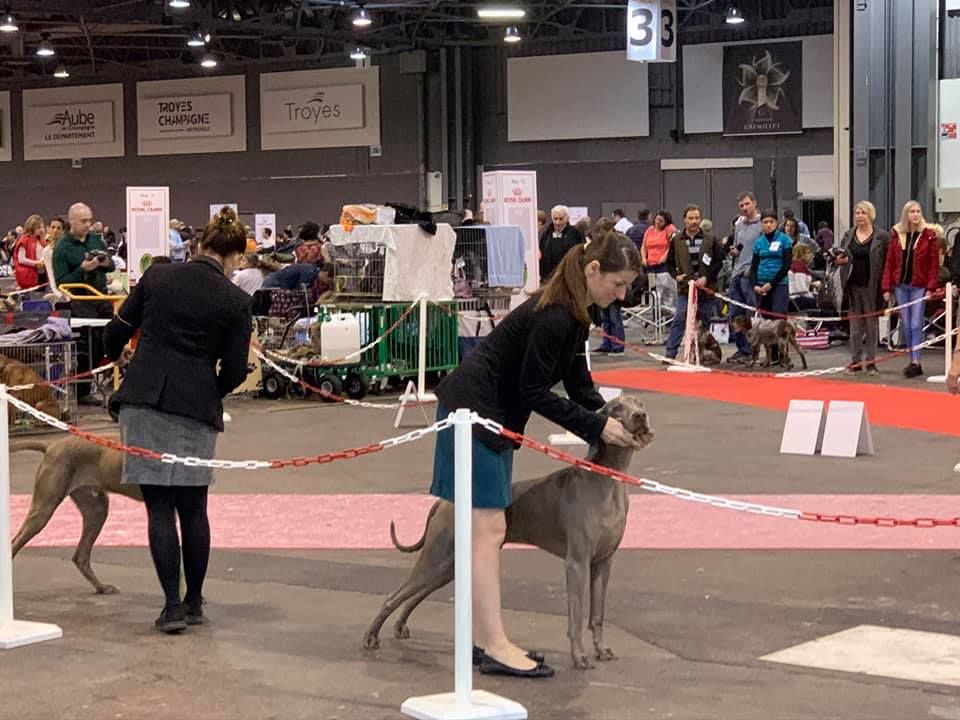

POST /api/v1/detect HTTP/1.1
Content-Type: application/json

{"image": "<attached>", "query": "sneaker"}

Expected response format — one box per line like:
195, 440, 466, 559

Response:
726, 351, 750, 365
865, 364, 879, 376
155, 604, 187, 634
182, 597, 206, 626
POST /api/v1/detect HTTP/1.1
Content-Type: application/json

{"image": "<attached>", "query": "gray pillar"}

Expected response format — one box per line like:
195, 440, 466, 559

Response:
833, 0, 851, 235
893, 0, 914, 217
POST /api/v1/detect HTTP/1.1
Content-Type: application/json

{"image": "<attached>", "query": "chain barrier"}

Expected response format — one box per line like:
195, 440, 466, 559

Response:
4, 282, 48, 298
6, 361, 117, 392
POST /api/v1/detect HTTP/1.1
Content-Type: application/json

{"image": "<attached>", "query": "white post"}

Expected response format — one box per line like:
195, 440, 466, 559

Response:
417, 297, 428, 400
929, 282, 954, 384
401, 410, 527, 720
0, 385, 62, 649
668, 283, 710, 374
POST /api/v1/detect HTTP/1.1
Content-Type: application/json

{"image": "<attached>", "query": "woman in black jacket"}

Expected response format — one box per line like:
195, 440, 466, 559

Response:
104, 209, 252, 633
432, 231, 643, 677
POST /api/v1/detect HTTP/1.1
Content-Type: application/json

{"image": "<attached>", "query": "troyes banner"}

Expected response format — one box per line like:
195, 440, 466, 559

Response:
722, 41, 803, 136
626, 0, 677, 63
24, 101, 115, 147
261, 84, 365, 134
138, 93, 232, 140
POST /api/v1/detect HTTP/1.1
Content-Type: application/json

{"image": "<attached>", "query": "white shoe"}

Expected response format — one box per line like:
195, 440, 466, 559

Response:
222, 411, 232, 424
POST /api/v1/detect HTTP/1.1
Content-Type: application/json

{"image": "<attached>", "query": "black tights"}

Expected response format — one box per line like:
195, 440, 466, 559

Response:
140, 485, 210, 609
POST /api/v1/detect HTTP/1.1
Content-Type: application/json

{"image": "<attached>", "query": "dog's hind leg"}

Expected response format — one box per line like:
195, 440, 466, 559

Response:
589, 555, 616, 661
393, 567, 454, 640
11, 486, 68, 559
69, 487, 117, 594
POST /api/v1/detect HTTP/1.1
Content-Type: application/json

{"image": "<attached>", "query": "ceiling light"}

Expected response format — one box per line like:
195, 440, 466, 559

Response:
53, 65, 69, 79
504, 25, 522, 43
200, 52, 218, 68
350, 46, 368, 60
477, 6, 526, 19
0, 12, 18, 33
725, 4, 746, 24
187, 29, 208, 47
352, 6, 372, 27
168, 0, 191, 8
230, 8, 242, 21
36, 36, 55, 58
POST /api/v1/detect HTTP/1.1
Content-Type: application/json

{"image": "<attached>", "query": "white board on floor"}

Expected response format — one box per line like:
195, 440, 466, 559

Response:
779, 400, 826, 455
820, 400, 874, 458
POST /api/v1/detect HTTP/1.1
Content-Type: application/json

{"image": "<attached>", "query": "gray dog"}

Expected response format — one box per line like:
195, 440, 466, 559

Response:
363, 395, 655, 670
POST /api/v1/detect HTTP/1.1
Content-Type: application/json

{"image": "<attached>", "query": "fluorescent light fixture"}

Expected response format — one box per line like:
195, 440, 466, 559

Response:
504, 25, 522, 43
187, 29, 208, 47
352, 7, 372, 27
477, 6, 526, 19
350, 46, 368, 60
0, 13, 18, 33
200, 52, 218, 68
53, 65, 69, 79
168, 0, 191, 8
725, 4, 746, 24
36, 38, 55, 57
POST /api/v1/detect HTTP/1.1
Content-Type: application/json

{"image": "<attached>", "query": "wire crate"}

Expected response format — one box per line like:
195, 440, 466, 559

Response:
453, 225, 526, 295
331, 243, 385, 299
1, 341, 76, 434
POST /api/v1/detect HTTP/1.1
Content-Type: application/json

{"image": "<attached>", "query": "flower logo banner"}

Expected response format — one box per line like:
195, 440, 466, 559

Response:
722, 41, 803, 136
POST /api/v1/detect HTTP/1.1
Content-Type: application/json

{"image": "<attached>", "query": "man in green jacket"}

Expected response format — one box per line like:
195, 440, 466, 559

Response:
53, 202, 114, 309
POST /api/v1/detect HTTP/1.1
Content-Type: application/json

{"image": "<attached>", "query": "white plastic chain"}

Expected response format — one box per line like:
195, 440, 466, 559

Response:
261, 295, 425, 368
647, 326, 960, 378
4, 282, 48, 298
710, 287, 934, 324
470, 415, 802, 519
0, 386, 451, 469
6, 361, 117, 392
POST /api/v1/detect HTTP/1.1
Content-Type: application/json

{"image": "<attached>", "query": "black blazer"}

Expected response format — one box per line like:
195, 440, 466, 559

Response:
104, 256, 253, 432
538, 224, 585, 282
436, 295, 605, 452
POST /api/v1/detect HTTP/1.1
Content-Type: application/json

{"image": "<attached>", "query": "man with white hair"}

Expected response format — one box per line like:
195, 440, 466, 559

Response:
169, 219, 187, 262
538, 204, 584, 282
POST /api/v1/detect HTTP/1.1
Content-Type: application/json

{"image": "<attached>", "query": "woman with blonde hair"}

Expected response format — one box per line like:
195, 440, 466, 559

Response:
881, 200, 940, 377
13, 214, 46, 291
836, 201, 890, 374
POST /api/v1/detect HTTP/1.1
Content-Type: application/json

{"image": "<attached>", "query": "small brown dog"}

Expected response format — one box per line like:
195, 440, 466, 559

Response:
731, 315, 807, 370
696, 328, 723, 366
0, 354, 62, 420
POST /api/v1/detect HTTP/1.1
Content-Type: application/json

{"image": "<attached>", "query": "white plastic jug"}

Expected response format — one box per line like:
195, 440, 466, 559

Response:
320, 313, 361, 364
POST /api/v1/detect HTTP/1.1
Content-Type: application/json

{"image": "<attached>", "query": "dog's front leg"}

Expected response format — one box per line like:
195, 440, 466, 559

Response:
589, 555, 616, 661
565, 546, 593, 669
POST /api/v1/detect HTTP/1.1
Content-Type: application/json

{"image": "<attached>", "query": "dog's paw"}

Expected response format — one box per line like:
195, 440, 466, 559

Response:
572, 654, 595, 670
393, 622, 410, 640
96, 584, 119, 595
362, 633, 381, 650
595, 647, 617, 662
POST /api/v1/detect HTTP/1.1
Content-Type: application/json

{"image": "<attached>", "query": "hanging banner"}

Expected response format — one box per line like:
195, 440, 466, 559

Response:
126, 186, 170, 282
626, 0, 677, 63
22, 83, 124, 160
722, 41, 803, 136
138, 94, 233, 140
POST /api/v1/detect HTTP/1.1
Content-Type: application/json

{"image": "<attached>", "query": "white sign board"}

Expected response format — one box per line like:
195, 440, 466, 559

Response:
820, 401, 874, 458
260, 67, 380, 151
627, 0, 678, 63
209, 203, 238, 222
568, 206, 590, 226
139, 93, 233, 140
22, 83, 124, 160
481, 170, 539, 299
255, 213, 277, 249
780, 399, 826, 455
126, 186, 170, 282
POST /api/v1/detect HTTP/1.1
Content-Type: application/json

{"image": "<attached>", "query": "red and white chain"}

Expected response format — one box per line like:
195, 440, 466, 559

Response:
6, 362, 117, 392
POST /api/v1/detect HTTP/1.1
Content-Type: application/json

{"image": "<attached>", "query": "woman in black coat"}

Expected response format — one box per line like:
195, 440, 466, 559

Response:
104, 208, 252, 633
432, 231, 643, 677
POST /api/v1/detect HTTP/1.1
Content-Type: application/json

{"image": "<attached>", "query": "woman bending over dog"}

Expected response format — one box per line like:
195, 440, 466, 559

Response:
430, 230, 645, 678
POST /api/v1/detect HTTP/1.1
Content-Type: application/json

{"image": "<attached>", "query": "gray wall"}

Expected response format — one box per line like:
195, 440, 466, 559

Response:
0, 56, 422, 232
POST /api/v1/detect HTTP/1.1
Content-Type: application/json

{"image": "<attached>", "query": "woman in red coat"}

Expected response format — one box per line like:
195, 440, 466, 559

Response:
13, 214, 47, 292
881, 201, 940, 378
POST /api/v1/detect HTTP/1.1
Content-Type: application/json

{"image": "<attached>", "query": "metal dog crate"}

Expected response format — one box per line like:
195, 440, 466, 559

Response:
331, 244, 386, 299
453, 226, 526, 294
1, 341, 77, 434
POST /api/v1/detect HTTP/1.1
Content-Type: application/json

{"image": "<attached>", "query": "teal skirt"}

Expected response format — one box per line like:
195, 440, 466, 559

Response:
430, 403, 514, 509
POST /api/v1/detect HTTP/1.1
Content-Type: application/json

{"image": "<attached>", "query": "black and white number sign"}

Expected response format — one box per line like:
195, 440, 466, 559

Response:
626, 0, 677, 63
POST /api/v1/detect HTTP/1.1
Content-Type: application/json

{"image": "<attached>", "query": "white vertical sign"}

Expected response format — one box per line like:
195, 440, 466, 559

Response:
482, 170, 539, 302
626, 0, 677, 63
255, 213, 277, 248
126, 186, 170, 282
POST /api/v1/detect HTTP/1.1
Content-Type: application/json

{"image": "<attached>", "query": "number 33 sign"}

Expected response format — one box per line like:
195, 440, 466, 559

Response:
626, 0, 677, 63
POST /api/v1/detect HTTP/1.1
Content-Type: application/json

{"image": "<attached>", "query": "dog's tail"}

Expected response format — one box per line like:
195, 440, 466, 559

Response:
390, 500, 441, 553
9, 440, 48, 454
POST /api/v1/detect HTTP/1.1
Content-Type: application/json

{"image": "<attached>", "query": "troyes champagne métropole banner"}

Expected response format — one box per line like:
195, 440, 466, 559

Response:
722, 41, 803, 136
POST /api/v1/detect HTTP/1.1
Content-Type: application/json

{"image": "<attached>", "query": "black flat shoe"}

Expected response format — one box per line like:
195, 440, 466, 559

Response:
182, 597, 206, 626
155, 605, 187, 634
473, 645, 544, 666
478, 654, 555, 678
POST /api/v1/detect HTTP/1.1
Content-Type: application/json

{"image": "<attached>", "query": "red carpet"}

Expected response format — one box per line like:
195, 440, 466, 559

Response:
593, 368, 958, 437
11, 493, 960, 550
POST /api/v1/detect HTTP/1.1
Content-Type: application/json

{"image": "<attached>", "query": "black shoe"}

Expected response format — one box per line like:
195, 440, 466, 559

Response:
865, 364, 879, 376
155, 604, 187, 634
182, 597, 206, 626
473, 645, 544, 667
903, 363, 923, 378
478, 653, 555, 678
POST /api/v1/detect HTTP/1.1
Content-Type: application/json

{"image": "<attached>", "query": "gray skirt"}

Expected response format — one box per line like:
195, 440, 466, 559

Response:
119, 405, 218, 487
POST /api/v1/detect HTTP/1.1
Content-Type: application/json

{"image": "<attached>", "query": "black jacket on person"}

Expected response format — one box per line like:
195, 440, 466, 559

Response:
838, 227, 890, 309
538, 224, 584, 282
436, 295, 605, 452
103, 255, 253, 432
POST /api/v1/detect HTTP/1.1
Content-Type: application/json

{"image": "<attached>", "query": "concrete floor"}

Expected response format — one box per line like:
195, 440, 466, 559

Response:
5, 339, 960, 720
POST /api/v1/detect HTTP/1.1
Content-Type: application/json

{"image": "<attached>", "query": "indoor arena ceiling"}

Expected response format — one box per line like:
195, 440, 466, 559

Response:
0, 0, 833, 78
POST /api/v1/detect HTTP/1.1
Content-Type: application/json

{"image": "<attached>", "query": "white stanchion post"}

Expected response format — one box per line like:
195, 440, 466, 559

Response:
668, 282, 710, 374
395, 297, 437, 428
0, 385, 62, 649
401, 409, 527, 720
928, 282, 953, 384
